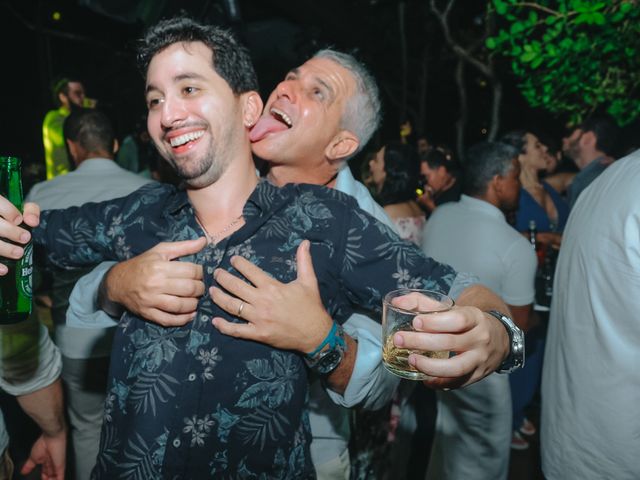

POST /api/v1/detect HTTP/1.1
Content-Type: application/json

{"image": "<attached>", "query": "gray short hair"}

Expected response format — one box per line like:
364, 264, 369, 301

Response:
313, 49, 382, 157
463, 142, 519, 196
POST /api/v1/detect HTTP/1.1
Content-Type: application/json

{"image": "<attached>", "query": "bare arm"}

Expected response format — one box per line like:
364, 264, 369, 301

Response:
544, 171, 575, 194
16, 378, 67, 479
509, 303, 537, 333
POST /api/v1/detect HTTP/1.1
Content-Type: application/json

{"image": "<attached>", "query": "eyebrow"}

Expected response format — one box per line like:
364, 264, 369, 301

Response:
286, 68, 335, 99
145, 73, 207, 95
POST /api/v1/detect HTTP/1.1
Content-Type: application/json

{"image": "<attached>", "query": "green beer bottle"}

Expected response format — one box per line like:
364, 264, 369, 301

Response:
0, 156, 32, 324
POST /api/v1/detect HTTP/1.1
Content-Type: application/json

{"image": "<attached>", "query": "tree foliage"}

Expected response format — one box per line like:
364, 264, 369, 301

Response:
487, 0, 640, 126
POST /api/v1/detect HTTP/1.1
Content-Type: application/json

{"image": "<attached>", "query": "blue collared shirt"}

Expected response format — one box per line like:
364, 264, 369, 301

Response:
36, 180, 458, 478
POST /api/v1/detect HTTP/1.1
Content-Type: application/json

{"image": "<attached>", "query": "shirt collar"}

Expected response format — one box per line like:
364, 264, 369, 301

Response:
459, 194, 506, 222
164, 178, 284, 219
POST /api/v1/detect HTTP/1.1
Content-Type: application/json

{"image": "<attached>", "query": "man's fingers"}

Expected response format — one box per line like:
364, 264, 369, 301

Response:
22, 202, 41, 228
149, 293, 200, 315
20, 459, 36, 475
228, 255, 272, 288
295, 240, 319, 288
410, 308, 475, 333
160, 277, 205, 298
0, 196, 23, 224
0, 217, 31, 245
409, 352, 476, 382
210, 286, 253, 319
213, 268, 256, 304
146, 307, 196, 327
154, 237, 207, 260
212, 316, 257, 340
158, 262, 204, 282
393, 329, 460, 353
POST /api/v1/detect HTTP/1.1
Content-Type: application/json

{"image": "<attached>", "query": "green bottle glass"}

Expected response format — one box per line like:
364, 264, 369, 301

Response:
0, 156, 32, 324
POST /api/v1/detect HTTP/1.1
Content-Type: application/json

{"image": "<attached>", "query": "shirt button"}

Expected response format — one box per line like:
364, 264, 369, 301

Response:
188, 373, 196, 381
173, 438, 181, 448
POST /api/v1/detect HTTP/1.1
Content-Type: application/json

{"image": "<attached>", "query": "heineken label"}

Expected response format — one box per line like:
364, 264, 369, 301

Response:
19, 243, 33, 298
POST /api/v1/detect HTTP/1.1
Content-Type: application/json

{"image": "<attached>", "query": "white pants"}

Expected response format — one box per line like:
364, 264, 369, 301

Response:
426, 373, 512, 480
315, 447, 350, 480
61, 355, 109, 480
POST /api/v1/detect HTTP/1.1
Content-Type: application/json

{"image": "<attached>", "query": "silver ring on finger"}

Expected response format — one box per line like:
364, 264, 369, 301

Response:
237, 301, 245, 318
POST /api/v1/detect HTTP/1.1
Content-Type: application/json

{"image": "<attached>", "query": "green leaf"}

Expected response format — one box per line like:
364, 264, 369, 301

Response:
620, 2, 633, 14
510, 21, 524, 34
486, 37, 497, 49
494, 0, 508, 15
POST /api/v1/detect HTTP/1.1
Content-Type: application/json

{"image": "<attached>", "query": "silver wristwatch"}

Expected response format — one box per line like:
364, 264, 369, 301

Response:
486, 310, 525, 374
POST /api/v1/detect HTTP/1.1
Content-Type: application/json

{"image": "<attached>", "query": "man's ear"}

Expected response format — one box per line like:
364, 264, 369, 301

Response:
325, 130, 359, 162
490, 173, 503, 196
581, 130, 596, 149
242, 91, 263, 128
66, 139, 78, 160
58, 92, 68, 107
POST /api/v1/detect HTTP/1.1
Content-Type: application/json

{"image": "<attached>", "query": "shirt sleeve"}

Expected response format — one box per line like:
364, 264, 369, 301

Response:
325, 312, 400, 409
34, 183, 166, 269
502, 238, 537, 306
0, 319, 62, 396
337, 206, 459, 315
66, 261, 119, 329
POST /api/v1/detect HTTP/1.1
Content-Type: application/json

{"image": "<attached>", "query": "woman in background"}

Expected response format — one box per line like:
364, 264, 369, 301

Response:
501, 130, 569, 238
500, 129, 569, 451
369, 141, 425, 245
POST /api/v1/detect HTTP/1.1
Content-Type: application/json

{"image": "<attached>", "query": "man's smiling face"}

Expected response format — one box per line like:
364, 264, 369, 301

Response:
145, 41, 245, 188
249, 56, 357, 167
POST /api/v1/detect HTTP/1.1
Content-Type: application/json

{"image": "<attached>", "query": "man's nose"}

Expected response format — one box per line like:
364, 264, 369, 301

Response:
160, 96, 188, 127
276, 80, 297, 102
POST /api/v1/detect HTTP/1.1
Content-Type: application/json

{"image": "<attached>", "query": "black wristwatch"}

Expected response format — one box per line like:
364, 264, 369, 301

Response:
485, 310, 525, 374
304, 323, 347, 375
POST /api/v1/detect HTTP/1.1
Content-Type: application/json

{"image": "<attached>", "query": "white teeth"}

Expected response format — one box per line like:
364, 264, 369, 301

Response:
169, 130, 204, 147
270, 107, 292, 127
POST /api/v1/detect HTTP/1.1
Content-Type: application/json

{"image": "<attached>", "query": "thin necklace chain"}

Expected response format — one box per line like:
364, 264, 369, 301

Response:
196, 213, 244, 245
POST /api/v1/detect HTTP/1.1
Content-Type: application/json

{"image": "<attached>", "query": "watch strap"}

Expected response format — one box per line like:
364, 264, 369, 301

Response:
304, 323, 346, 375
485, 310, 525, 374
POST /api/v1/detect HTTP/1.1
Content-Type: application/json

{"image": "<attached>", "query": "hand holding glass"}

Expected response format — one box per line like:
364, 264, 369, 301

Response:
382, 289, 454, 380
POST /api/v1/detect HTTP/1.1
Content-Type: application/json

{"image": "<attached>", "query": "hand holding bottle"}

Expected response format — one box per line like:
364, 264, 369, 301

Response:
0, 157, 40, 323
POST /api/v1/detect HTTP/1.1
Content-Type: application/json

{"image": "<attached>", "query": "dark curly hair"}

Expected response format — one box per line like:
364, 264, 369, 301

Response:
373, 141, 421, 206
136, 16, 258, 95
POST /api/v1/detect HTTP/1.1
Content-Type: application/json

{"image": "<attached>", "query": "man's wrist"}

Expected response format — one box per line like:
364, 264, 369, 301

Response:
304, 322, 347, 375
97, 265, 125, 318
485, 310, 525, 374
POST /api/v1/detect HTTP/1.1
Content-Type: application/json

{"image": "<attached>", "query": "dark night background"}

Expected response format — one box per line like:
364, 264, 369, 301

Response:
1, 0, 635, 183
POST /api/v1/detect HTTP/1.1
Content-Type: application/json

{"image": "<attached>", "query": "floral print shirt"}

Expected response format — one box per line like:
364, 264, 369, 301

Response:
36, 180, 458, 479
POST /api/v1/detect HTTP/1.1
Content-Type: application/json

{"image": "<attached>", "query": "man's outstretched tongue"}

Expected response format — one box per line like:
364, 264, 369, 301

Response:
249, 116, 289, 142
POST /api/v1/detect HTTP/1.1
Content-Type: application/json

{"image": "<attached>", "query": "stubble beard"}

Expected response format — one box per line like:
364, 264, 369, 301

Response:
162, 138, 231, 190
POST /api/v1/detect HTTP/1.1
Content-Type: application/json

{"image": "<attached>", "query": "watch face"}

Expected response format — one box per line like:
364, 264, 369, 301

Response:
316, 349, 343, 375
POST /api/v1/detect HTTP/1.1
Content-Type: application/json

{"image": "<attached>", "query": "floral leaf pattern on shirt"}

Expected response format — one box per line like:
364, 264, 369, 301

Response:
211, 404, 240, 443
128, 326, 189, 378
185, 330, 210, 355
237, 351, 299, 409
129, 371, 180, 416
118, 431, 165, 480
236, 405, 291, 449
183, 414, 215, 447
95, 424, 121, 473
